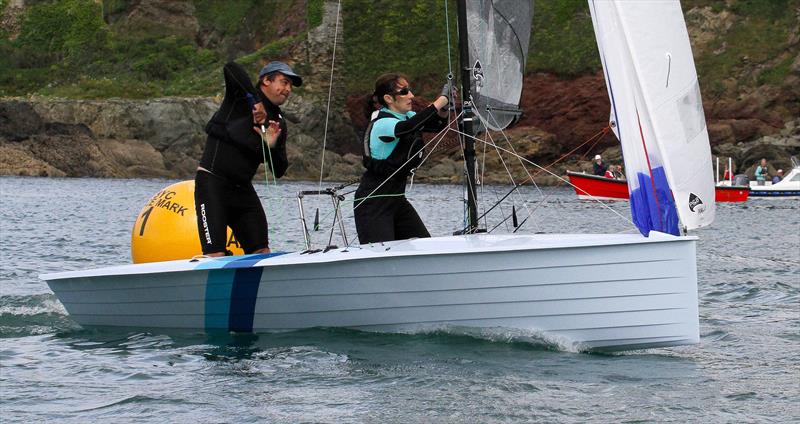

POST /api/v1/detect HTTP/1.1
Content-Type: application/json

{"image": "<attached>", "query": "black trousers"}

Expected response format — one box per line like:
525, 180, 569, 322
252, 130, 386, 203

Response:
353, 189, 430, 244
194, 170, 269, 254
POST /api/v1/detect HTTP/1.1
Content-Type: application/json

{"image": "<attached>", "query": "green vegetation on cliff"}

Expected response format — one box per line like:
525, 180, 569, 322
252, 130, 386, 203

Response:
689, 0, 797, 99
342, 0, 456, 95
1, 0, 218, 97
0, 0, 313, 98
1, 0, 797, 102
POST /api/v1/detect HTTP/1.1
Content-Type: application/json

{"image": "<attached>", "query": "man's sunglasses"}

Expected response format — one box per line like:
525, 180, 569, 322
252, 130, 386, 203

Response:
393, 87, 412, 96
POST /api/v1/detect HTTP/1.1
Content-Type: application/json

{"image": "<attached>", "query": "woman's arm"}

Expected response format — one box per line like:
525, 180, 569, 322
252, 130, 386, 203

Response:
393, 96, 449, 137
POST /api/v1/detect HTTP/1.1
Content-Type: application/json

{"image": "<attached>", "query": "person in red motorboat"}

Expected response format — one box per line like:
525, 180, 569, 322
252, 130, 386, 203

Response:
722, 164, 733, 181
592, 154, 608, 176
611, 164, 625, 180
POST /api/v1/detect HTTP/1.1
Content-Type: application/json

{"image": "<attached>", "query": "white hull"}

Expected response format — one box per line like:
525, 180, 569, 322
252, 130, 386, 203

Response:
748, 166, 800, 197
41, 233, 700, 351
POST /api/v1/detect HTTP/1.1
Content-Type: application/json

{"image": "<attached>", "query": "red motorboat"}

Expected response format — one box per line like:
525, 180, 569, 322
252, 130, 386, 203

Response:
566, 171, 749, 202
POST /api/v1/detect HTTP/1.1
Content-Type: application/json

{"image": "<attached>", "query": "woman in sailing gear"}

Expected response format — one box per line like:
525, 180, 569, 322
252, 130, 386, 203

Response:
195, 61, 302, 256
354, 73, 452, 244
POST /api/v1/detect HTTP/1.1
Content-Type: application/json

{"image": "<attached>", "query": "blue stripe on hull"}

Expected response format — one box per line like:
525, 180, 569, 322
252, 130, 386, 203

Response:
749, 190, 800, 197
228, 267, 264, 332
222, 253, 285, 268
205, 269, 235, 330
203, 254, 273, 331
194, 252, 287, 270
630, 167, 679, 236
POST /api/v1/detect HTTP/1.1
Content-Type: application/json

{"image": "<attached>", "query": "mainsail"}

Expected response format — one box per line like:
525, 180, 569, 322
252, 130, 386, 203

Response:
464, 0, 532, 131
589, 0, 715, 236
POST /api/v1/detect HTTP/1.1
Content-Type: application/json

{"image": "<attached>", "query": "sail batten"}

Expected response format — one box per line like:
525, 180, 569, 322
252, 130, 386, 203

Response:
589, 0, 715, 236
464, 0, 532, 132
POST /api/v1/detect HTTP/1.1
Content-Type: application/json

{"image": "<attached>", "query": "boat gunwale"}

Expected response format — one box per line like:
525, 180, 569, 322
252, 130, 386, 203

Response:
40, 233, 697, 281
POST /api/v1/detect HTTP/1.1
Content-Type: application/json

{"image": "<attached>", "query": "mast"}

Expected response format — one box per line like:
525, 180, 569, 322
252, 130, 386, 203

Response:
456, 0, 479, 234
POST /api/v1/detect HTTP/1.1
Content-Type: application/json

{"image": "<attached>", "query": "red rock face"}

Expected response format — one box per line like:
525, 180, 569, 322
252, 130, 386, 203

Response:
516, 73, 612, 152
343, 70, 795, 180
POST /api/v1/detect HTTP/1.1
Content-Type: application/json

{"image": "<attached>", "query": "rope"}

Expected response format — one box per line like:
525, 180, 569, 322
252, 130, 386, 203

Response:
487, 132, 543, 234
479, 128, 489, 229
468, 122, 611, 233
483, 115, 538, 231
531, 126, 610, 179
448, 126, 635, 227
317, 0, 343, 194
259, 130, 281, 248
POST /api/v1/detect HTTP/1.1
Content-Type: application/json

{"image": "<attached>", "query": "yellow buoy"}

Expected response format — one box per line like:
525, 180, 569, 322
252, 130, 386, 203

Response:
131, 180, 243, 263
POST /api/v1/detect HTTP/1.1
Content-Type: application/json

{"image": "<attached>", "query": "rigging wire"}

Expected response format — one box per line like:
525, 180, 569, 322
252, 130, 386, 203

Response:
479, 127, 489, 229
483, 115, 537, 231
488, 112, 542, 197
472, 125, 611, 232
317, 0, 343, 194
444, 0, 454, 80
486, 136, 540, 234
448, 126, 635, 227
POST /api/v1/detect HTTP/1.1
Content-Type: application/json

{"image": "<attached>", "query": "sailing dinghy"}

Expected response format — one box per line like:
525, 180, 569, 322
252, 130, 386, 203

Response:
40, 0, 714, 352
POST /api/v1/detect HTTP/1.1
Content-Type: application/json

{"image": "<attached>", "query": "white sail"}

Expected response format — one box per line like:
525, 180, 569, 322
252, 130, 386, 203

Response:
589, 0, 715, 235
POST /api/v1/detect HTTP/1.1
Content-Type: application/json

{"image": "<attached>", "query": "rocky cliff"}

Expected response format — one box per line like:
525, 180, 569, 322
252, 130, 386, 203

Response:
1, 0, 799, 183
0, 95, 362, 181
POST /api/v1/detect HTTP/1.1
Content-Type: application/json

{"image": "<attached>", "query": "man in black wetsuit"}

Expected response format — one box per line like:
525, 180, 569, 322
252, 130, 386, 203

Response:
195, 61, 302, 256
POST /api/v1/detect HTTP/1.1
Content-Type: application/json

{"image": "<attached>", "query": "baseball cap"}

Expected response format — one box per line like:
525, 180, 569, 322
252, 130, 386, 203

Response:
594, 154, 602, 160
258, 61, 303, 87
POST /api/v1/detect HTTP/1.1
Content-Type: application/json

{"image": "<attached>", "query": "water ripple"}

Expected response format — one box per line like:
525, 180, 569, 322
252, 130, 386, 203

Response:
1, 177, 798, 423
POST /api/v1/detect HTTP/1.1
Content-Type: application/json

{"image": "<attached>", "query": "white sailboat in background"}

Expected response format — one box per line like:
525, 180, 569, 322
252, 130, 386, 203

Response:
40, 0, 714, 352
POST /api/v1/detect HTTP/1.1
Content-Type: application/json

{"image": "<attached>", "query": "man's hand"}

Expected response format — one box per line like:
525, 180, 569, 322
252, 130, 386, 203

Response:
255, 120, 281, 148
252, 102, 267, 124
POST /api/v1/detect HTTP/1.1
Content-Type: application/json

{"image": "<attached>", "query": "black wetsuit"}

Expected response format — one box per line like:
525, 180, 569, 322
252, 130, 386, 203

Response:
354, 105, 447, 244
195, 62, 288, 254
593, 161, 607, 176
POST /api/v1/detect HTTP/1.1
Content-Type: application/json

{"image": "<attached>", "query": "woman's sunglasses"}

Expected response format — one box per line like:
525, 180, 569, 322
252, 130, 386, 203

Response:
393, 87, 412, 96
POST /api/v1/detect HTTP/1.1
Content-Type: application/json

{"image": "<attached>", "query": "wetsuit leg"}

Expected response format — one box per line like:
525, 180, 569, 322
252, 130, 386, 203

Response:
195, 171, 230, 255
227, 184, 269, 254
354, 188, 397, 244
393, 198, 430, 240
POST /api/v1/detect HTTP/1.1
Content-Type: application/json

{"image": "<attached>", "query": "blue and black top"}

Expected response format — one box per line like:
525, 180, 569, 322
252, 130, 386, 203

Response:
359, 105, 447, 194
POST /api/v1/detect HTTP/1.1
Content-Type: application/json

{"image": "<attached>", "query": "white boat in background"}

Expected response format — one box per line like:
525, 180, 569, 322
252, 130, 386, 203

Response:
40, 0, 714, 351
748, 157, 800, 197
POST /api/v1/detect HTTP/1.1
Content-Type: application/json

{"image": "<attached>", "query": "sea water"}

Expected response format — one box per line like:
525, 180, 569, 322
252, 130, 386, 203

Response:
0, 176, 798, 423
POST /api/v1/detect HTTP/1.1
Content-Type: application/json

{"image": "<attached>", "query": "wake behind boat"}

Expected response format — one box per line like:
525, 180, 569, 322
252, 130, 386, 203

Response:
40, 0, 714, 352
